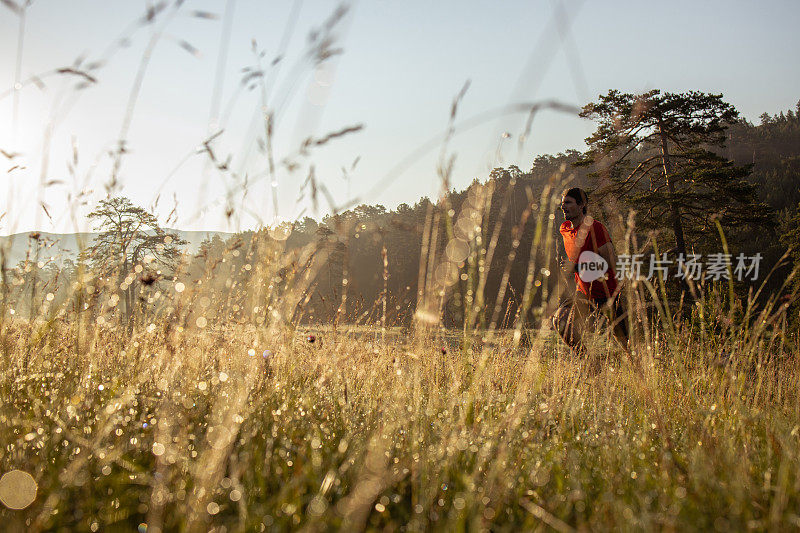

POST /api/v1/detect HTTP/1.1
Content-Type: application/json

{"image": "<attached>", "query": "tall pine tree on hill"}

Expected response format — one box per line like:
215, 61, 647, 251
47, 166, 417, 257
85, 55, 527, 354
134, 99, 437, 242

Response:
578, 90, 773, 257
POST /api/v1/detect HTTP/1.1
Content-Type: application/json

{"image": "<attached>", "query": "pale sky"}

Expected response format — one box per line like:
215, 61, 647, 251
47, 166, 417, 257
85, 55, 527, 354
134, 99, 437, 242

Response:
1, 0, 798, 235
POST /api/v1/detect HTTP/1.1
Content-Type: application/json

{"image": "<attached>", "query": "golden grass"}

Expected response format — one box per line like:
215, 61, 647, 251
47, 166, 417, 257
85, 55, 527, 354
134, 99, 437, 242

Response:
1, 311, 799, 531
2, 4, 798, 531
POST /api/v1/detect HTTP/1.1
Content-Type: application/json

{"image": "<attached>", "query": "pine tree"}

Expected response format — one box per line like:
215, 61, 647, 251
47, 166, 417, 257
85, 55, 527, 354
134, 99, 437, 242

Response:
81, 197, 187, 327
578, 89, 774, 258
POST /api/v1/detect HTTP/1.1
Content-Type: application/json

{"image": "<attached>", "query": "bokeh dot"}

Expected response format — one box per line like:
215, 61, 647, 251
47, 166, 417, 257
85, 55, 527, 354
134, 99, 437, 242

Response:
0, 470, 37, 510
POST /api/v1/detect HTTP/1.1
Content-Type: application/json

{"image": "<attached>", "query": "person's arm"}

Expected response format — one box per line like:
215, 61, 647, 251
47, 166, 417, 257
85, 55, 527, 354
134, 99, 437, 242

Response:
560, 256, 576, 275
597, 241, 617, 275
592, 223, 616, 275
593, 223, 619, 299
556, 224, 577, 288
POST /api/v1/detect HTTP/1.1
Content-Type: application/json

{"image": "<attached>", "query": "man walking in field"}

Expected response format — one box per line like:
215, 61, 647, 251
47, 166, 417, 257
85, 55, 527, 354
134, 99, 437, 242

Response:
551, 187, 629, 358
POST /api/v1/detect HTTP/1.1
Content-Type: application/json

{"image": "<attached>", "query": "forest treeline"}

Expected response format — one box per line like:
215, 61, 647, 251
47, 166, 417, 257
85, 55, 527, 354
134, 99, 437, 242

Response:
6, 94, 800, 329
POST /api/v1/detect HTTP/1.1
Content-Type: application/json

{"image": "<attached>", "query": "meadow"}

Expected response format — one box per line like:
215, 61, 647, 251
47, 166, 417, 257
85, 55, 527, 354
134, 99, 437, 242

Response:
2, 286, 799, 531
2, 3, 800, 531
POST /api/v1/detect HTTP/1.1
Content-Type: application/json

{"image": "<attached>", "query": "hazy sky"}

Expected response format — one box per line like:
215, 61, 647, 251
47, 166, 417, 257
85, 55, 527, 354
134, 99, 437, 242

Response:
1, 0, 798, 234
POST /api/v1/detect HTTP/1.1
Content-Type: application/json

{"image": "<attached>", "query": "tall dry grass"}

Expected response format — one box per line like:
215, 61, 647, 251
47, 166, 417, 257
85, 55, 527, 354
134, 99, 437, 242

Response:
1, 283, 799, 531
2, 173, 800, 531
2, 2, 800, 532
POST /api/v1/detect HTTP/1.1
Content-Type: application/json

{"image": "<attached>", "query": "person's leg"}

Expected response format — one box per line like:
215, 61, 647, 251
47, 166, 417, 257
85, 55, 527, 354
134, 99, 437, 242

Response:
552, 297, 576, 348
606, 294, 630, 353
552, 294, 591, 354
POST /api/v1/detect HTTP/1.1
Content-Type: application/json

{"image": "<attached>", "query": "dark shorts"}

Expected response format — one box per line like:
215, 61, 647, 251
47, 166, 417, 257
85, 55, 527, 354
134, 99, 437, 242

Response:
555, 292, 628, 337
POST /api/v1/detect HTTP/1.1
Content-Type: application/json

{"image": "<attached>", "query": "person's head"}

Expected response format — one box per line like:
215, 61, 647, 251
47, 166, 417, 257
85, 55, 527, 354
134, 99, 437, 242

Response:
561, 187, 588, 222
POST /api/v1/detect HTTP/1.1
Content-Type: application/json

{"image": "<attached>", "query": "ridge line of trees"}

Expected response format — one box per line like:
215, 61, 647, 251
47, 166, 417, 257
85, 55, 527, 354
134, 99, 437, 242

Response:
4, 93, 800, 327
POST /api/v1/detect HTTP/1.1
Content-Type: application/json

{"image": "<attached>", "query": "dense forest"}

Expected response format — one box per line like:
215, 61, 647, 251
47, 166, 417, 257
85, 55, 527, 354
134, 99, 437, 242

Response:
5, 96, 800, 329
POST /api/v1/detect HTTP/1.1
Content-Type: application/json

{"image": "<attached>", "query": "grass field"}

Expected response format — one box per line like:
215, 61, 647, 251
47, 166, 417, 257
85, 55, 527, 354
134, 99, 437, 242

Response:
2, 2, 798, 531
2, 307, 799, 532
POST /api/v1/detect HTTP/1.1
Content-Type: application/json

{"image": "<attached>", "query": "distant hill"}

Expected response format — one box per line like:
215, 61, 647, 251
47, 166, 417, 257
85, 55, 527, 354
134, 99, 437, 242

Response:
0, 229, 233, 267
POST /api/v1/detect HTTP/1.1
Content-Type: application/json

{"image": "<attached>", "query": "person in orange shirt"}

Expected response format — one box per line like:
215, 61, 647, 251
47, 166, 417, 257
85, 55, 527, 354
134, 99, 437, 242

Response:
551, 187, 629, 357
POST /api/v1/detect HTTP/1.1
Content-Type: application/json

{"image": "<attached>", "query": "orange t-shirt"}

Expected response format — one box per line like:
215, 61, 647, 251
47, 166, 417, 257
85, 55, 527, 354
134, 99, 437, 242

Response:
559, 217, 618, 299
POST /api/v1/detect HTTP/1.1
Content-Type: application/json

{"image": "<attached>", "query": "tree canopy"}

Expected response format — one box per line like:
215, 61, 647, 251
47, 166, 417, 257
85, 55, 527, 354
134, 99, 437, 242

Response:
579, 89, 774, 257
81, 196, 186, 324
